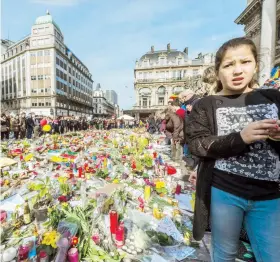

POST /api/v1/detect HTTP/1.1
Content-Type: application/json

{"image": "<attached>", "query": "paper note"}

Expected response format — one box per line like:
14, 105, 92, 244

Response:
163, 245, 196, 261
157, 216, 184, 242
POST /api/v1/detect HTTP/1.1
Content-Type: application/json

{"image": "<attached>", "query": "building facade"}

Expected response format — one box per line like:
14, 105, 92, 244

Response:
92, 84, 114, 118
129, 44, 214, 119
105, 90, 118, 105
1, 11, 94, 117
235, 0, 280, 84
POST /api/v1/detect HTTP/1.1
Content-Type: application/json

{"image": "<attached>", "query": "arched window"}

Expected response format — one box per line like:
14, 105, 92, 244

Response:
139, 87, 151, 95
157, 86, 166, 94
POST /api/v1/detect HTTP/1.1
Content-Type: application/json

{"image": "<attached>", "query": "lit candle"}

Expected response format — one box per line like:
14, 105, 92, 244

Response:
115, 223, 124, 248
109, 210, 118, 235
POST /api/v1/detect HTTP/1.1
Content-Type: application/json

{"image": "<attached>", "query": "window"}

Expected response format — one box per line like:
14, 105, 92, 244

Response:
30, 52, 36, 57
20, 45, 23, 51
38, 75, 44, 80
32, 40, 37, 46
32, 102, 37, 106
38, 102, 44, 106
37, 51, 43, 56
158, 97, 164, 105
46, 101, 51, 106
44, 50, 50, 56
56, 57, 60, 65
38, 39, 44, 45
142, 97, 148, 108
31, 76, 36, 80
178, 58, 182, 65
33, 29, 38, 34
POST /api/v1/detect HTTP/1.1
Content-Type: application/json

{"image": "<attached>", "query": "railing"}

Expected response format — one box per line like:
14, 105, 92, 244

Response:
135, 77, 186, 83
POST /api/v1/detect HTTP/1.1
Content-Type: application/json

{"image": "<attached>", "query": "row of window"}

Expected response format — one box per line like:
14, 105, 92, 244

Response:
56, 56, 92, 87
32, 38, 51, 47
30, 50, 51, 57
56, 68, 91, 94
138, 69, 199, 79
31, 75, 51, 80
32, 101, 51, 107
138, 86, 184, 95
2, 44, 25, 60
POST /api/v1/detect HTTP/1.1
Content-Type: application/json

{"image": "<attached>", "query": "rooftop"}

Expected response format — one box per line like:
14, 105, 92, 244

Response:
34, 10, 62, 33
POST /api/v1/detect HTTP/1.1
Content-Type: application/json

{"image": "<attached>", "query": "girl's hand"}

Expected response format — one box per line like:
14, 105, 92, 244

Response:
268, 120, 280, 140
240, 119, 278, 144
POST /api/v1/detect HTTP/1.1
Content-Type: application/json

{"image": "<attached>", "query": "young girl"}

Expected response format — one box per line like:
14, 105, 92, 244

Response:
186, 37, 280, 262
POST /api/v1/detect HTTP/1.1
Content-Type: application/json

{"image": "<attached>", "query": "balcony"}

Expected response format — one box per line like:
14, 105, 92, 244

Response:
135, 77, 186, 84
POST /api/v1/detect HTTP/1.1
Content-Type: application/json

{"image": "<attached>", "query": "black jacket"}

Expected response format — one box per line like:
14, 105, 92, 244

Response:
185, 89, 280, 241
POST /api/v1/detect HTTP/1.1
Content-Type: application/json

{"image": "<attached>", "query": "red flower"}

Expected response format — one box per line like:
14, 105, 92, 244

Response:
71, 236, 79, 246
58, 195, 67, 202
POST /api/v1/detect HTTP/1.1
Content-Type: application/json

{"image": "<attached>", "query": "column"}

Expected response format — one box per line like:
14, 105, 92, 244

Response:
259, 0, 277, 85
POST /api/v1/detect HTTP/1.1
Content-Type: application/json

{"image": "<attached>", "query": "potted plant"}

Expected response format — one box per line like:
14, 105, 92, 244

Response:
28, 177, 53, 222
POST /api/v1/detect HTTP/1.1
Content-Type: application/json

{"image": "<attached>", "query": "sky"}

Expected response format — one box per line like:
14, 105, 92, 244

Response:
1, 0, 246, 109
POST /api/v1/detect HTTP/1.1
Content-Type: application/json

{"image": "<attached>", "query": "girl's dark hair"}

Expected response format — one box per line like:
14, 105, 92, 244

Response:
215, 37, 258, 92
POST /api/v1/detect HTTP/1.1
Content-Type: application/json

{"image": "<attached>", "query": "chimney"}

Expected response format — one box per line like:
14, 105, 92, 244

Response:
151, 46, 154, 53
183, 47, 188, 55
167, 43, 171, 52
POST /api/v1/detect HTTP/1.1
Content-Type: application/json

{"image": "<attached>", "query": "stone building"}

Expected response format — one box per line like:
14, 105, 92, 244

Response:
92, 84, 114, 118
1, 11, 94, 117
127, 44, 214, 119
235, 0, 280, 84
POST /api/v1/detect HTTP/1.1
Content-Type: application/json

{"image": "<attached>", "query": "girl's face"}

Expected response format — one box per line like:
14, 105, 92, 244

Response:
217, 45, 257, 94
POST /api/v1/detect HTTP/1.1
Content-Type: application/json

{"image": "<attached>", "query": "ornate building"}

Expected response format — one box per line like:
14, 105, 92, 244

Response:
235, 0, 280, 84
1, 11, 94, 117
126, 44, 214, 119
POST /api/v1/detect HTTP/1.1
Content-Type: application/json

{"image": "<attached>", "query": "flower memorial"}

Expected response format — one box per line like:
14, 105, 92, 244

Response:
0, 129, 215, 262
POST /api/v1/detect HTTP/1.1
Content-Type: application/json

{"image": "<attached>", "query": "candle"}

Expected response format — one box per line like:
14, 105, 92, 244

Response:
18, 245, 29, 261
175, 184, 181, 195
115, 223, 124, 248
109, 210, 118, 235
67, 248, 79, 262
39, 250, 49, 262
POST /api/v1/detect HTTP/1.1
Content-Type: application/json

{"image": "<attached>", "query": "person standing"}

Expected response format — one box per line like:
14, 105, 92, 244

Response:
0, 113, 8, 140
11, 114, 20, 139
20, 113, 26, 139
186, 37, 280, 261
26, 113, 35, 139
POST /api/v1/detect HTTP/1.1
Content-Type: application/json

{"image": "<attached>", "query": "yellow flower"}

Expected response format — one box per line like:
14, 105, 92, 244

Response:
58, 176, 67, 184
42, 231, 60, 248
61, 202, 68, 208
112, 179, 119, 184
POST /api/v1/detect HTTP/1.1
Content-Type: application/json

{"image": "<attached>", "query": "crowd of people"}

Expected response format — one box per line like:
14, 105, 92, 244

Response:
0, 113, 146, 140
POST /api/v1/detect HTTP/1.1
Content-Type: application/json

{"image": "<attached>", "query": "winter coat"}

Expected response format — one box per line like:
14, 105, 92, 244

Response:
11, 119, 20, 132
20, 117, 26, 131
165, 112, 184, 143
0, 117, 7, 132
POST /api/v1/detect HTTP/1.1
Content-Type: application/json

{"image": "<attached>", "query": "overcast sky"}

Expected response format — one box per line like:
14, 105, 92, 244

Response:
1, 0, 246, 109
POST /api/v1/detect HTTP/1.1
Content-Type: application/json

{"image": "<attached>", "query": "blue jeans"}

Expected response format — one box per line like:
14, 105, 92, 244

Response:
211, 187, 280, 262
